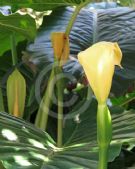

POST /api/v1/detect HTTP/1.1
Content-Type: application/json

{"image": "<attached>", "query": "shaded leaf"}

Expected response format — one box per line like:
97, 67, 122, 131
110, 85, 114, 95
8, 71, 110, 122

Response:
63, 99, 135, 146
0, 0, 92, 11
26, 7, 135, 95
86, 2, 118, 9
111, 91, 135, 107
0, 161, 5, 169
0, 87, 5, 112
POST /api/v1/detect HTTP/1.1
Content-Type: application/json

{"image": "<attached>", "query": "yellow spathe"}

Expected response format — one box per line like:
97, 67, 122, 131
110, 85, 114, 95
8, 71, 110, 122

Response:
51, 32, 69, 66
78, 42, 122, 104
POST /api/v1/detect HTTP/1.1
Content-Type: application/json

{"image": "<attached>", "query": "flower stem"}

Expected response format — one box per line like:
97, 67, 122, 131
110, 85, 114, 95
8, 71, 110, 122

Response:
0, 86, 5, 112
97, 104, 112, 169
55, 66, 64, 147
98, 145, 109, 169
55, 0, 91, 146
35, 68, 55, 130
65, 0, 92, 36
10, 32, 17, 66
35, 0, 91, 131
57, 90, 63, 147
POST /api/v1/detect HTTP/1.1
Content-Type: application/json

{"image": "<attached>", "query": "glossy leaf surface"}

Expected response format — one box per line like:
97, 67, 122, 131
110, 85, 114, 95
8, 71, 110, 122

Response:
1, 100, 135, 168
0, 12, 36, 56
26, 7, 135, 95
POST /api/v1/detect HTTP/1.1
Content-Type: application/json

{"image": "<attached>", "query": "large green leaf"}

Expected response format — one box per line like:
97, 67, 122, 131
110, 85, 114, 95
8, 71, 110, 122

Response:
120, 0, 134, 6
0, 112, 55, 169
0, 0, 92, 11
1, 99, 135, 168
26, 6, 135, 95
63, 99, 135, 149
0, 12, 36, 56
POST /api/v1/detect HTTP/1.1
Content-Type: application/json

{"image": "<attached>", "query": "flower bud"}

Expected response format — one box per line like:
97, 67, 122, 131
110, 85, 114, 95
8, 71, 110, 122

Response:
51, 32, 69, 66
7, 69, 26, 117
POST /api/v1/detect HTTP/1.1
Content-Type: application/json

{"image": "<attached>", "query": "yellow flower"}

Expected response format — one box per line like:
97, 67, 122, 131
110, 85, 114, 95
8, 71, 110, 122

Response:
78, 42, 122, 104
51, 32, 69, 66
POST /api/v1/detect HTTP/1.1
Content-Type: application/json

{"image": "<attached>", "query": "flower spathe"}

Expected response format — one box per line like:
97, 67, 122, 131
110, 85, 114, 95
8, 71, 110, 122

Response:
51, 32, 69, 66
78, 42, 122, 104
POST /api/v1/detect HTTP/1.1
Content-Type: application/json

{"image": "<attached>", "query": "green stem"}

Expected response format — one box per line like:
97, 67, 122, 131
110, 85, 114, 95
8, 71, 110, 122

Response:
55, 66, 64, 147
35, 0, 91, 131
35, 68, 55, 130
65, 0, 92, 36
120, 96, 135, 107
10, 32, 18, 66
0, 161, 5, 169
55, 0, 91, 145
97, 104, 112, 169
98, 146, 109, 169
0, 86, 5, 112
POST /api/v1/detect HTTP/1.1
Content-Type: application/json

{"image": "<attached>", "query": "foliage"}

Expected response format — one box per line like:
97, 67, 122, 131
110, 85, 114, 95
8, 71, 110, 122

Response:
0, 12, 36, 56
111, 90, 135, 107
120, 0, 135, 6
26, 7, 135, 95
0, 1, 135, 169
1, 100, 135, 168
0, 0, 92, 11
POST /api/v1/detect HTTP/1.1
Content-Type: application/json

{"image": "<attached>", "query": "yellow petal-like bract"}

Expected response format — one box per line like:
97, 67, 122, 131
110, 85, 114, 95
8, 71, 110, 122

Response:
51, 32, 69, 66
78, 42, 122, 104
7, 69, 26, 117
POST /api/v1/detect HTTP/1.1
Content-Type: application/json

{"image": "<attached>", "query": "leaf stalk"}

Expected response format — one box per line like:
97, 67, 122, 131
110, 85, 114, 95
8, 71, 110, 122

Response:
10, 32, 18, 66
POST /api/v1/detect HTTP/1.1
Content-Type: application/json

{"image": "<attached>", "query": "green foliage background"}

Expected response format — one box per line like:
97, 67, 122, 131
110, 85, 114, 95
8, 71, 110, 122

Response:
0, 0, 135, 169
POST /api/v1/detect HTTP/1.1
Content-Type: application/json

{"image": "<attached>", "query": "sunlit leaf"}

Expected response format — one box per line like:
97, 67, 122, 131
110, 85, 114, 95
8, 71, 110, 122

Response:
0, 12, 36, 56
0, 112, 55, 168
120, 0, 134, 6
